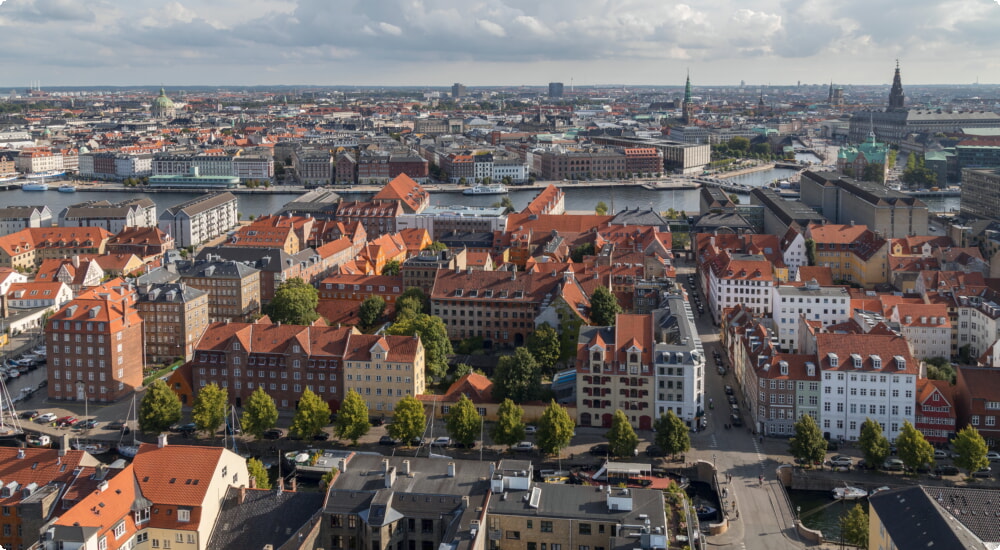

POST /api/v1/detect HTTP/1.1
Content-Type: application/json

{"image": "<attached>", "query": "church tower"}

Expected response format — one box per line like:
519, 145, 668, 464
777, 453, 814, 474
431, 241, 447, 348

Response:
888, 60, 905, 111
682, 70, 693, 124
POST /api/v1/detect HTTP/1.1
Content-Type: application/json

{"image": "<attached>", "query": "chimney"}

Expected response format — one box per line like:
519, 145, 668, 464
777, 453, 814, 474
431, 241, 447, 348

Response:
157, 433, 168, 448
72, 255, 79, 268
402, 460, 410, 476
447, 462, 456, 478
277, 477, 285, 492
239, 486, 247, 504
290, 477, 297, 492
339, 458, 348, 473
249, 476, 257, 489
385, 466, 396, 488
59, 434, 70, 456
17, 449, 25, 459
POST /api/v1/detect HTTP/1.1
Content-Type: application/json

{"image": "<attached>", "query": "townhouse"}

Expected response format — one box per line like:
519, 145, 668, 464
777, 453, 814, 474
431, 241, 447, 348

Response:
198, 246, 332, 304
700, 249, 775, 325
914, 378, 957, 445
107, 226, 174, 260
226, 214, 315, 255
887, 302, 951, 360
5, 281, 73, 310
771, 281, 851, 352
0, 227, 113, 271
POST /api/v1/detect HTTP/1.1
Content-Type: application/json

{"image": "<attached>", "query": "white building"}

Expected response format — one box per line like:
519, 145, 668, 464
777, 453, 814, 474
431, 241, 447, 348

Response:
5, 281, 73, 309
474, 153, 493, 181
114, 154, 153, 178
653, 295, 706, 428
158, 192, 239, 248
816, 333, 918, 442
233, 155, 274, 181
58, 198, 157, 233
957, 297, 1000, 360
395, 204, 508, 240
781, 229, 808, 279
0, 206, 53, 235
15, 149, 64, 173
888, 303, 951, 361
492, 156, 530, 183
701, 252, 775, 324
772, 282, 851, 352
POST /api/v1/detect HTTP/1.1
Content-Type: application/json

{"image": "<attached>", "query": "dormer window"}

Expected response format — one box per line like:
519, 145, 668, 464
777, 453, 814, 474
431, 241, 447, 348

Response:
592, 352, 601, 361
895, 355, 906, 370
779, 361, 789, 376
871, 356, 882, 369
851, 354, 862, 369
827, 353, 838, 368
630, 353, 638, 363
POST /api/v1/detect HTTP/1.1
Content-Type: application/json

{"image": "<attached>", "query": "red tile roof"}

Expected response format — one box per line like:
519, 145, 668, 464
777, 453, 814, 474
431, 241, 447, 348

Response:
133, 443, 224, 507
372, 174, 429, 213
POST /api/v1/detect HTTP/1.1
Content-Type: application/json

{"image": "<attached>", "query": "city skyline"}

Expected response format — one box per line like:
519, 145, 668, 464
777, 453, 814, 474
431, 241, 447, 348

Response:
0, 0, 999, 87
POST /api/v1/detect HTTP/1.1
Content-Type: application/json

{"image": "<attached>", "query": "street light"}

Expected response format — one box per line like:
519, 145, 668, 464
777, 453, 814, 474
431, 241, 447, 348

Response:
77, 381, 88, 424
712, 453, 717, 468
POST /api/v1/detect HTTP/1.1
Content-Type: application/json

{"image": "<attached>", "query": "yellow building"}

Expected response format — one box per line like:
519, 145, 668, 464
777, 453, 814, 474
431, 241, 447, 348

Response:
805, 223, 888, 288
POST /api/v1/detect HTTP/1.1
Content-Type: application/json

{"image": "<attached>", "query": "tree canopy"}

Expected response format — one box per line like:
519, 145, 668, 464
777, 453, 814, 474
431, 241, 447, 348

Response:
290, 388, 331, 440
247, 458, 271, 489
425, 241, 449, 252
388, 396, 426, 445
399, 287, 429, 314
446, 394, 481, 448
192, 383, 228, 436
595, 201, 609, 216
654, 410, 690, 458
492, 348, 542, 403
896, 420, 935, 473
139, 379, 183, 433
266, 278, 319, 325
606, 410, 639, 458
858, 418, 890, 471
241, 386, 278, 439
788, 414, 826, 466
589, 286, 622, 326
491, 399, 526, 448
387, 312, 452, 380
359, 295, 386, 330
952, 425, 990, 475
381, 259, 401, 276
839, 503, 869, 549
527, 323, 561, 376
334, 389, 369, 445
536, 400, 575, 455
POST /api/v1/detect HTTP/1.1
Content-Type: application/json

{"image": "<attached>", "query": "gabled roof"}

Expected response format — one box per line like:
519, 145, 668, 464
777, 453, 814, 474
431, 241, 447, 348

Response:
869, 487, 989, 550
133, 443, 227, 506
371, 174, 429, 213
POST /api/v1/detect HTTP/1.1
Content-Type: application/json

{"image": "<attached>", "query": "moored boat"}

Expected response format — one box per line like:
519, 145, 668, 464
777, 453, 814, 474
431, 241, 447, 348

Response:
0, 175, 19, 183
73, 440, 112, 455
25, 170, 65, 180
27, 434, 52, 447
695, 505, 718, 521
21, 183, 49, 191
832, 486, 868, 500
462, 183, 509, 195
58, 185, 77, 193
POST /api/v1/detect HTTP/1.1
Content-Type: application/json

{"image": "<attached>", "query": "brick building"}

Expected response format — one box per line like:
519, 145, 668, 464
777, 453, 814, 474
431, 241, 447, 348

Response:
137, 282, 210, 364
176, 259, 261, 323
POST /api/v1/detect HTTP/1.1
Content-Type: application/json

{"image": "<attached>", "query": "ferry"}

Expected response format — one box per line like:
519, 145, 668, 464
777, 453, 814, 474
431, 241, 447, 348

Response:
21, 183, 49, 191
463, 183, 509, 195
832, 486, 868, 500
0, 175, 19, 183
25, 170, 66, 180
58, 185, 77, 193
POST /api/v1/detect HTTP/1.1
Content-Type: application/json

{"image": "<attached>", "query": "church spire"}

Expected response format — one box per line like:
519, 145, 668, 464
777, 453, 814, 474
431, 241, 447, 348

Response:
683, 69, 692, 104
888, 59, 905, 110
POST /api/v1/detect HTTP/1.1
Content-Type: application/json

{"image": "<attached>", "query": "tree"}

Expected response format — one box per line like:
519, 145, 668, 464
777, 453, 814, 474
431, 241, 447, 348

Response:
290, 388, 331, 440
804, 238, 817, 266
858, 418, 890, 470
359, 295, 386, 329
490, 196, 515, 213
527, 323, 561, 376
247, 457, 271, 490
895, 420, 935, 473
399, 287, 430, 314
606, 410, 639, 458
266, 278, 319, 325
788, 414, 826, 466
446, 394, 481, 448
654, 410, 690, 459
387, 396, 426, 444
570, 242, 595, 262
425, 241, 449, 252
386, 313, 452, 380
192, 383, 228, 436
333, 389, 369, 445
381, 260, 401, 276
862, 163, 885, 184
241, 386, 278, 439
728, 193, 741, 204
139, 379, 182, 433
492, 348, 542, 403
590, 286, 622, 326
595, 201, 609, 216
728, 136, 750, 152
952, 425, 990, 475
536, 399, 574, 456
924, 357, 956, 383
839, 503, 869, 549
491, 399, 526, 448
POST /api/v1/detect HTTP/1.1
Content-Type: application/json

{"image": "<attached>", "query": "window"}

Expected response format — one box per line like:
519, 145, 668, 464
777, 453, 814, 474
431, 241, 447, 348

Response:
579, 523, 592, 535
506, 531, 521, 540
98, 537, 108, 550
541, 521, 553, 532
178, 509, 190, 522
114, 521, 126, 538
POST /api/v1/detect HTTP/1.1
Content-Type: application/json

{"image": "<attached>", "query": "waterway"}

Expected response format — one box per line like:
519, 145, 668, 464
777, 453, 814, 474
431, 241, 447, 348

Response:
786, 489, 864, 543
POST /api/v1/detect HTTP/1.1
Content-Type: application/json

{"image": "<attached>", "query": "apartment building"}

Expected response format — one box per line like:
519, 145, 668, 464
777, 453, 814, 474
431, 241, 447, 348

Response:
804, 223, 889, 288
5, 281, 72, 309
371, 174, 431, 214
107, 226, 174, 260
651, 296, 707, 429
624, 147, 663, 175
44, 280, 144, 403
0, 226, 113, 270
232, 154, 274, 181
539, 148, 627, 181
771, 282, 851, 352
0, 154, 15, 176
334, 200, 402, 240
78, 152, 153, 180
137, 282, 209, 364
887, 303, 951, 360
0, 205, 52, 236
198, 246, 333, 304
295, 150, 333, 186
15, 147, 63, 173
396, 204, 508, 240
158, 192, 239, 248
402, 249, 467, 294
177, 259, 261, 323
954, 367, 1000, 446
57, 198, 158, 233
226, 214, 313, 254
700, 250, 775, 324
914, 378, 957, 444
799, 170, 928, 238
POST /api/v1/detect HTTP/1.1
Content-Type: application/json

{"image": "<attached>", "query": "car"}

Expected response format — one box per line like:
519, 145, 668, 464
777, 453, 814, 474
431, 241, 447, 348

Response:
369, 416, 386, 427
379, 435, 399, 446
37, 380, 48, 389
75, 419, 99, 430
453, 441, 477, 449
55, 416, 78, 427
724, 385, 734, 395
934, 465, 960, 476
263, 428, 284, 440
513, 441, 535, 452
829, 455, 853, 467
430, 437, 452, 447
972, 467, 993, 479
19, 410, 39, 420
883, 459, 905, 471
589, 443, 610, 456
105, 420, 126, 431
313, 432, 330, 441
987, 451, 1000, 462
934, 449, 950, 459
727, 395, 737, 405
175, 423, 197, 434
524, 426, 537, 435
36, 413, 57, 423
645, 445, 667, 457
409, 436, 424, 447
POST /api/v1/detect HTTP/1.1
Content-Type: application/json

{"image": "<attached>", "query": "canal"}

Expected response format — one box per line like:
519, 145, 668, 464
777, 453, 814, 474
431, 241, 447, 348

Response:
786, 489, 869, 543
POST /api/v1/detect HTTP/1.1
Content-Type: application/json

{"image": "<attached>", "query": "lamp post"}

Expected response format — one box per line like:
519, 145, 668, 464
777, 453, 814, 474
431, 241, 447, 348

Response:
77, 381, 88, 424
712, 453, 717, 468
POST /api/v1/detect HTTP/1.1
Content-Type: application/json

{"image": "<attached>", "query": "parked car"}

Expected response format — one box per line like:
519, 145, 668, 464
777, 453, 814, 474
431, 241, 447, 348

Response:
174, 423, 197, 434
972, 467, 993, 479
19, 410, 39, 419
986, 451, 1000, 462
883, 458, 905, 471
55, 416, 78, 427
513, 441, 535, 452
379, 435, 399, 446
524, 426, 537, 435
36, 413, 57, 423
313, 432, 330, 441
645, 445, 667, 457
589, 443, 610, 456
934, 449, 950, 460
934, 465, 960, 476
430, 437, 452, 447
75, 419, 99, 430
105, 420, 127, 431
263, 428, 284, 440
829, 455, 853, 467
724, 385, 734, 395
36, 380, 48, 389
369, 416, 386, 427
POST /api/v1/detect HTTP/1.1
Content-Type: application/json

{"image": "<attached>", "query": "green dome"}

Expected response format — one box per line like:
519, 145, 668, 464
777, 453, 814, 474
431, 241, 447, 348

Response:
152, 87, 175, 110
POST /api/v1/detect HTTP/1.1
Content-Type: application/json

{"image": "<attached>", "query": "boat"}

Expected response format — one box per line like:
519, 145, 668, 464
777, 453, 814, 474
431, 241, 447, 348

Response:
21, 183, 49, 191
57, 185, 77, 193
73, 440, 112, 455
463, 183, 509, 195
543, 475, 570, 484
695, 505, 718, 521
869, 486, 890, 497
0, 375, 24, 439
116, 395, 140, 458
0, 175, 19, 183
832, 486, 868, 500
27, 434, 52, 447
24, 170, 65, 180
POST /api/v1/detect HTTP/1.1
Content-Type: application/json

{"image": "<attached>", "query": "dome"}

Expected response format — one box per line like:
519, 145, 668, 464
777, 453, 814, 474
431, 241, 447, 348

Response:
152, 88, 175, 109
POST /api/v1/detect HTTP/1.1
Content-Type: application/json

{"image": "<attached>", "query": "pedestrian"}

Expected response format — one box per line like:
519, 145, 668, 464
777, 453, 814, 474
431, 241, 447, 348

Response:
759, 435, 763, 444
758, 474, 764, 485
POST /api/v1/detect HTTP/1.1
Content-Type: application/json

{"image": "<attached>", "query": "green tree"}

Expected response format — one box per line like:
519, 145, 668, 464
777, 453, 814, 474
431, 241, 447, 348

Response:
952, 425, 990, 475
359, 295, 386, 329
862, 163, 885, 184
606, 410, 639, 458
387, 396, 426, 444
839, 503, 869, 549
492, 348, 542, 403
527, 323, 561, 376
192, 383, 228, 436
139, 379, 182, 433
924, 357, 956, 383
789, 414, 826, 466
241, 386, 278, 439
804, 238, 817, 266
491, 399, 526, 448
320, 468, 338, 490
858, 418, 890, 470
728, 193, 741, 204
595, 201, 609, 216
728, 136, 750, 152
425, 241, 449, 252
750, 143, 771, 156
399, 287, 429, 314
386, 313, 452, 380
446, 394, 481, 448
290, 388, 331, 440
589, 286, 622, 326
266, 278, 319, 325
570, 242, 595, 262
654, 410, 690, 459
896, 420, 935, 473
452, 362, 473, 378
395, 296, 423, 320
490, 196, 515, 213
333, 389, 369, 445
536, 399, 575, 456
381, 259, 401, 276
247, 457, 272, 490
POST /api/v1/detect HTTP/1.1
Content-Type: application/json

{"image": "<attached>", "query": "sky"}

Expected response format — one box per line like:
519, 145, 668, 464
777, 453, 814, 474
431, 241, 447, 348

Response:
1, 0, 999, 88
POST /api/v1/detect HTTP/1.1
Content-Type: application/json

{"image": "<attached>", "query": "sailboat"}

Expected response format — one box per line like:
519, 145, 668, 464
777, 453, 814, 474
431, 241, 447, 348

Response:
117, 395, 140, 458
0, 376, 24, 440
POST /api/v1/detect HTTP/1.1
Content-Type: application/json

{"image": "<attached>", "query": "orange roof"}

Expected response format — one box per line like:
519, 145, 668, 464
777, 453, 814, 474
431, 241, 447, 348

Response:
0, 447, 90, 508
133, 443, 225, 506
53, 464, 138, 540
796, 266, 834, 286
372, 174, 429, 213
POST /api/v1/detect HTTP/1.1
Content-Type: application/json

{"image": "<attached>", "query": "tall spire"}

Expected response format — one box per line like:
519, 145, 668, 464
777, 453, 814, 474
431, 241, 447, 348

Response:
683, 69, 692, 104
888, 59, 905, 110
828, 80, 834, 102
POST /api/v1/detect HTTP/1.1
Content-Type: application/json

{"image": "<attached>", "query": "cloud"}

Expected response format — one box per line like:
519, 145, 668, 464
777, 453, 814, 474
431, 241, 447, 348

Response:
477, 19, 506, 37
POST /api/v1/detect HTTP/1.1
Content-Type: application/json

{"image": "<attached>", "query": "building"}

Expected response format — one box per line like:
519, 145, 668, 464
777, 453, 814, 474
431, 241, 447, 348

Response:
954, 366, 1000, 446
15, 147, 64, 174
158, 192, 239, 248
961, 167, 1000, 221
150, 87, 177, 119
5, 280, 72, 310
548, 82, 564, 98
804, 223, 889, 287
107, 226, 174, 260
799, 170, 928, 238
225, 214, 313, 255
771, 281, 851, 352
748, 188, 827, 237
137, 282, 210, 364
836, 131, 890, 183
334, 200, 402, 240
206, 486, 324, 550
0, 226, 113, 271
651, 296, 706, 428
177, 259, 261, 323
588, 135, 711, 174
294, 150, 333, 187
396, 204, 508, 240
451, 83, 467, 98
44, 280, 144, 403
914, 378, 957, 444
198, 245, 334, 304
868, 487, 994, 550
887, 302, 951, 360
58, 198, 158, 233
401, 249, 467, 294
0, 205, 52, 236
538, 148, 627, 181
700, 249, 775, 324
371, 174, 431, 215
148, 167, 240, 190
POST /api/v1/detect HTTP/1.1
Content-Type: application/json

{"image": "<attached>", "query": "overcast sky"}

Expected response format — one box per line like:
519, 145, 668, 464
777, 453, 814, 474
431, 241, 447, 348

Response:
2, 0, 999, 88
